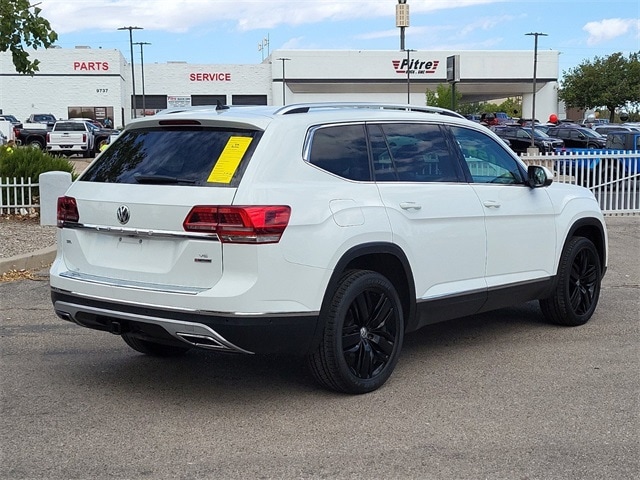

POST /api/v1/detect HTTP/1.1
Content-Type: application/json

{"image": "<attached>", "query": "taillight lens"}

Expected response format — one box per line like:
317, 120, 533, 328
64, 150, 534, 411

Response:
183, 206, 291, 244
57, 196, 79, 227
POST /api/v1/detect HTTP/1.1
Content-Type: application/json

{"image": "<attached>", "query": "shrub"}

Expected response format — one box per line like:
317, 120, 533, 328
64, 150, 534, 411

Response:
0, 145, 77, 180
0, 146, 77, 213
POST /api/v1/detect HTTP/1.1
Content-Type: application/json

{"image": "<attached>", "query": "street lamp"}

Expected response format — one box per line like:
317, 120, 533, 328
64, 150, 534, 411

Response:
405, 49, 415, 104
277, 57, 290, 105
118, 26, 143, 119
396, 0, 409, 51
133, 42, 151, 117
525, 31, 547, 149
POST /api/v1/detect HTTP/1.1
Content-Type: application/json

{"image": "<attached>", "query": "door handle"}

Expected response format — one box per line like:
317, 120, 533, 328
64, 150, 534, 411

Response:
400, 202, 422, 210
483, 200, 501, 209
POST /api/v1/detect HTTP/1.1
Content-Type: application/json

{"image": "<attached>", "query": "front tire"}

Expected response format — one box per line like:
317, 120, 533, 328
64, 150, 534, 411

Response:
121, 332, 191, 357
540, 237, 602, 326
308, 270, 404, 394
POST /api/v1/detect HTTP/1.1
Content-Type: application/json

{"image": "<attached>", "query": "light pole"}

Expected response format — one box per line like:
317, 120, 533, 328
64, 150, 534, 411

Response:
396, 0, 409, 51
118, 26, 143, 119
277, 57, 290, 105
406, 49, 415, 104
525, 32, 547, 149
133, 42, 151, 116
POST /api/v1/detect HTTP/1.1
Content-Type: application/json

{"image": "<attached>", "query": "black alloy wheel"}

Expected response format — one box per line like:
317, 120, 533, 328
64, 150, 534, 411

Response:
540, 237, 602, 326
309, 270, 404, 394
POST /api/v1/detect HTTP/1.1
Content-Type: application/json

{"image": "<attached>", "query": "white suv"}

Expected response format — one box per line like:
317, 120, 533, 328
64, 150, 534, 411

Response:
50, 103, 608, 394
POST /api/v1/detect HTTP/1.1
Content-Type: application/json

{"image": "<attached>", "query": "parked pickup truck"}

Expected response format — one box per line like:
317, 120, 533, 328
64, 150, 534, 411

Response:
46, 120, 95, 157
14, 123, 48, 149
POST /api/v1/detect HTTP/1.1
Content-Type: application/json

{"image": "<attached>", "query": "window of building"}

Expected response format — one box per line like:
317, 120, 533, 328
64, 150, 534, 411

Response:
231, 95, 268, 106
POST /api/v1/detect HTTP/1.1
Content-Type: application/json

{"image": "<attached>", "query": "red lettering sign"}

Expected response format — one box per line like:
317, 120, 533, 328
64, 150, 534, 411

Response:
73, 61, 110, 71
189, 72, 231, 81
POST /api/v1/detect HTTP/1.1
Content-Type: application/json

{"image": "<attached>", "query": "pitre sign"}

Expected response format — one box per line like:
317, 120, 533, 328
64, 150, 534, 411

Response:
392, 58, 439, 75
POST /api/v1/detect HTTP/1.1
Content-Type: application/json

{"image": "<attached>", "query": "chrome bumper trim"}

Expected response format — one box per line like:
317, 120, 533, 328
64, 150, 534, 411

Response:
54, 300, 254, 354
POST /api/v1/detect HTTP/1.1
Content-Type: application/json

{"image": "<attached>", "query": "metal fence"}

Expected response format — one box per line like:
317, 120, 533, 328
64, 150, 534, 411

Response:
521, 150, 640, 216
1, 152, 639, 216
0, 177, 39, 215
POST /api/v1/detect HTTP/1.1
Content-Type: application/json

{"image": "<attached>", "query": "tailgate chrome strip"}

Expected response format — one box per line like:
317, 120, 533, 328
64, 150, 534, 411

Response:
60, 221, 220, 241
59, 270, 207, 295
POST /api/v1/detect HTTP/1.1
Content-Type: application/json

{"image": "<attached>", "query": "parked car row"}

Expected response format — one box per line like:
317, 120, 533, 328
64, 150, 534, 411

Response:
0, 115, 118, 156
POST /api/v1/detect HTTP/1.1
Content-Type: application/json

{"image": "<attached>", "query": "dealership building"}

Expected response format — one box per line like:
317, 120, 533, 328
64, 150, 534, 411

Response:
0, 46, 560, 127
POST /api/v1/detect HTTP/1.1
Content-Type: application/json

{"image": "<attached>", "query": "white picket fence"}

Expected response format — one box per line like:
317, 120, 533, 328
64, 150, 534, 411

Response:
0, 177, 40, 215
520, 150, 640, 216
2, 151, 640, 216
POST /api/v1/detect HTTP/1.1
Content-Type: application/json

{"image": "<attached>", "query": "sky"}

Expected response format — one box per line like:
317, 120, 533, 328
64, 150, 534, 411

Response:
37, 0, 640, 76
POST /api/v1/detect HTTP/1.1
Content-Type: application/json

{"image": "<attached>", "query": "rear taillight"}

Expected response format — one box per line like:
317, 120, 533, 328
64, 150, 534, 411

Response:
183, 206, 291, 244
82, 133, 86, 143
46, 132, 50, 143
57, 196, 79, 227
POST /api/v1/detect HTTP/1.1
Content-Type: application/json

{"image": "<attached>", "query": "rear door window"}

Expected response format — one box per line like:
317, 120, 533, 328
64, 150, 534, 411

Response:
81, 127, 261, 186
370, 123, 460, 182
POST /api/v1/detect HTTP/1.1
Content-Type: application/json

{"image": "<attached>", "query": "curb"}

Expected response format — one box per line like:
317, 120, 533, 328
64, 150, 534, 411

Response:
0, 245, 57, 275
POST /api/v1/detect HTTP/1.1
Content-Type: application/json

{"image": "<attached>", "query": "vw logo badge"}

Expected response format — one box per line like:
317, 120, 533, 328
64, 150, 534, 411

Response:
116, 205, 130, 225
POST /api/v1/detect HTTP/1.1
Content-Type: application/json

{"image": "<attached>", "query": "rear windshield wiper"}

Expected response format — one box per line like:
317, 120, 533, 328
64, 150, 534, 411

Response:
133, 174, 196, 185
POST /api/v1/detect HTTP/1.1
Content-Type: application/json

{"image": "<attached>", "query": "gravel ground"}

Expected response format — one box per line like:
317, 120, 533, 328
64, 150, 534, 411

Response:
0, 159, 89, 260
0, 215, 57, 258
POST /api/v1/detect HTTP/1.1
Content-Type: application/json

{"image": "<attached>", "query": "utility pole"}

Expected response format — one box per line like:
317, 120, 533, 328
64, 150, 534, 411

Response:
118, 26, 143, 119
525, 32, 548, 150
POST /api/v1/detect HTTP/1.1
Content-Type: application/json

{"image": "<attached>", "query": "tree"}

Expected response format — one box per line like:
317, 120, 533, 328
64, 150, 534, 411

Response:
560, 52, 640, 122
425, 84, 461, 110
0, 0, 58, 75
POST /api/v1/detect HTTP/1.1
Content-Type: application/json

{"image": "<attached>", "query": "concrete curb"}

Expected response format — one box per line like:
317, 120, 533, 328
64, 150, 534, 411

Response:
0, 245, 57, 275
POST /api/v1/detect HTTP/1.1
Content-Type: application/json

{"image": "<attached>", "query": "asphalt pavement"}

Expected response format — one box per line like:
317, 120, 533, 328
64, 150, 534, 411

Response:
0, 216, 638, 479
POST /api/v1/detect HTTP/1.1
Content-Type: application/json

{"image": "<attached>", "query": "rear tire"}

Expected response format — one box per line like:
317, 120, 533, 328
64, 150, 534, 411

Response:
540, 237, 602, 326
121, 332, 191, 357
308, 270, 404, 394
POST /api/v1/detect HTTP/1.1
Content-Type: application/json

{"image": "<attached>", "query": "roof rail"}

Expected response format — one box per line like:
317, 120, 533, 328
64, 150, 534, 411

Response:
274, 103, 465, 119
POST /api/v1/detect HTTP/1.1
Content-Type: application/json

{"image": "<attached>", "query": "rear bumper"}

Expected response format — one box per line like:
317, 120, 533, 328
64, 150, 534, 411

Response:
51, 288, 321, 355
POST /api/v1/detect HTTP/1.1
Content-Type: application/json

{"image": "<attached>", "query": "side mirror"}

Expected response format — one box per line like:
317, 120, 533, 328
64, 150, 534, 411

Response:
527, 165, 553, 188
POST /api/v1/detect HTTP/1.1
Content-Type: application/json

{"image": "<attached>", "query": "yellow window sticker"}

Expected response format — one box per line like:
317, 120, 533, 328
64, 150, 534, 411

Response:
207, 136, 253, 183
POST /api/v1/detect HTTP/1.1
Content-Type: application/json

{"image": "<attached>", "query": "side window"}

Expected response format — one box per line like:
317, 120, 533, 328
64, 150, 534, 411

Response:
450, 126, 525, 184
516, 129, 530, 139
370, 123, 459, 182
307, 124, 371, 181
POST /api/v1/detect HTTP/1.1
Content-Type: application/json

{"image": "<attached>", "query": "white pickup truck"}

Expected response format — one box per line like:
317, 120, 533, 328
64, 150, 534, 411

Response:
46, 120, 95, 157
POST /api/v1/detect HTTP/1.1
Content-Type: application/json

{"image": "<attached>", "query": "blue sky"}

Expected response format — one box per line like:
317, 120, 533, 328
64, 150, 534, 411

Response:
39, 0, 639, 77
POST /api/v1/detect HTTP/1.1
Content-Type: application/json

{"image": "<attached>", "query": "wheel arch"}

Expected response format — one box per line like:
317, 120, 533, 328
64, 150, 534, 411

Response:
312, 242, 416, 347
565, 217, 607, 276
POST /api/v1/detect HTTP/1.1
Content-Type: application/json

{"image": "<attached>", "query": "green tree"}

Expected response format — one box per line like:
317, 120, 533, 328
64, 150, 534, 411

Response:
560, 52, 640, 122
0, 0, 58, 75
425, 84, 462, 110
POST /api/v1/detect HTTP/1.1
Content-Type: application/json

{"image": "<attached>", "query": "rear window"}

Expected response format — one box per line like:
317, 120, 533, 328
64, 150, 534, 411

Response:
54, 122, 87, 131
81, 126, 261, 186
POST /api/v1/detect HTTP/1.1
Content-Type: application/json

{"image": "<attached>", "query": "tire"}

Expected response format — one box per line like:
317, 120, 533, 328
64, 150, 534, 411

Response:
308, 270, 404, 394
540, 237, 602, 326
83, 149, 91, 158
27, 139, 44, 149
121, 332, 191, 357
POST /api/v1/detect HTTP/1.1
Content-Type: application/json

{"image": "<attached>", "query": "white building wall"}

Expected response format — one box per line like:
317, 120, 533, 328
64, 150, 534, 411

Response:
1, 47, 560, 125
0, 48, 126, 124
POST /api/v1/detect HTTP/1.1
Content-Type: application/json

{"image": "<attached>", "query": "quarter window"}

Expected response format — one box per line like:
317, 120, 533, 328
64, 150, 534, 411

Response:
307, 125, 371, 181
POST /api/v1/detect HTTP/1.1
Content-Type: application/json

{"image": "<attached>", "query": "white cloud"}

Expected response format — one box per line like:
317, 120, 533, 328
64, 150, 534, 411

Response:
39, 0, 508, 34
583, 18, 640, 45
